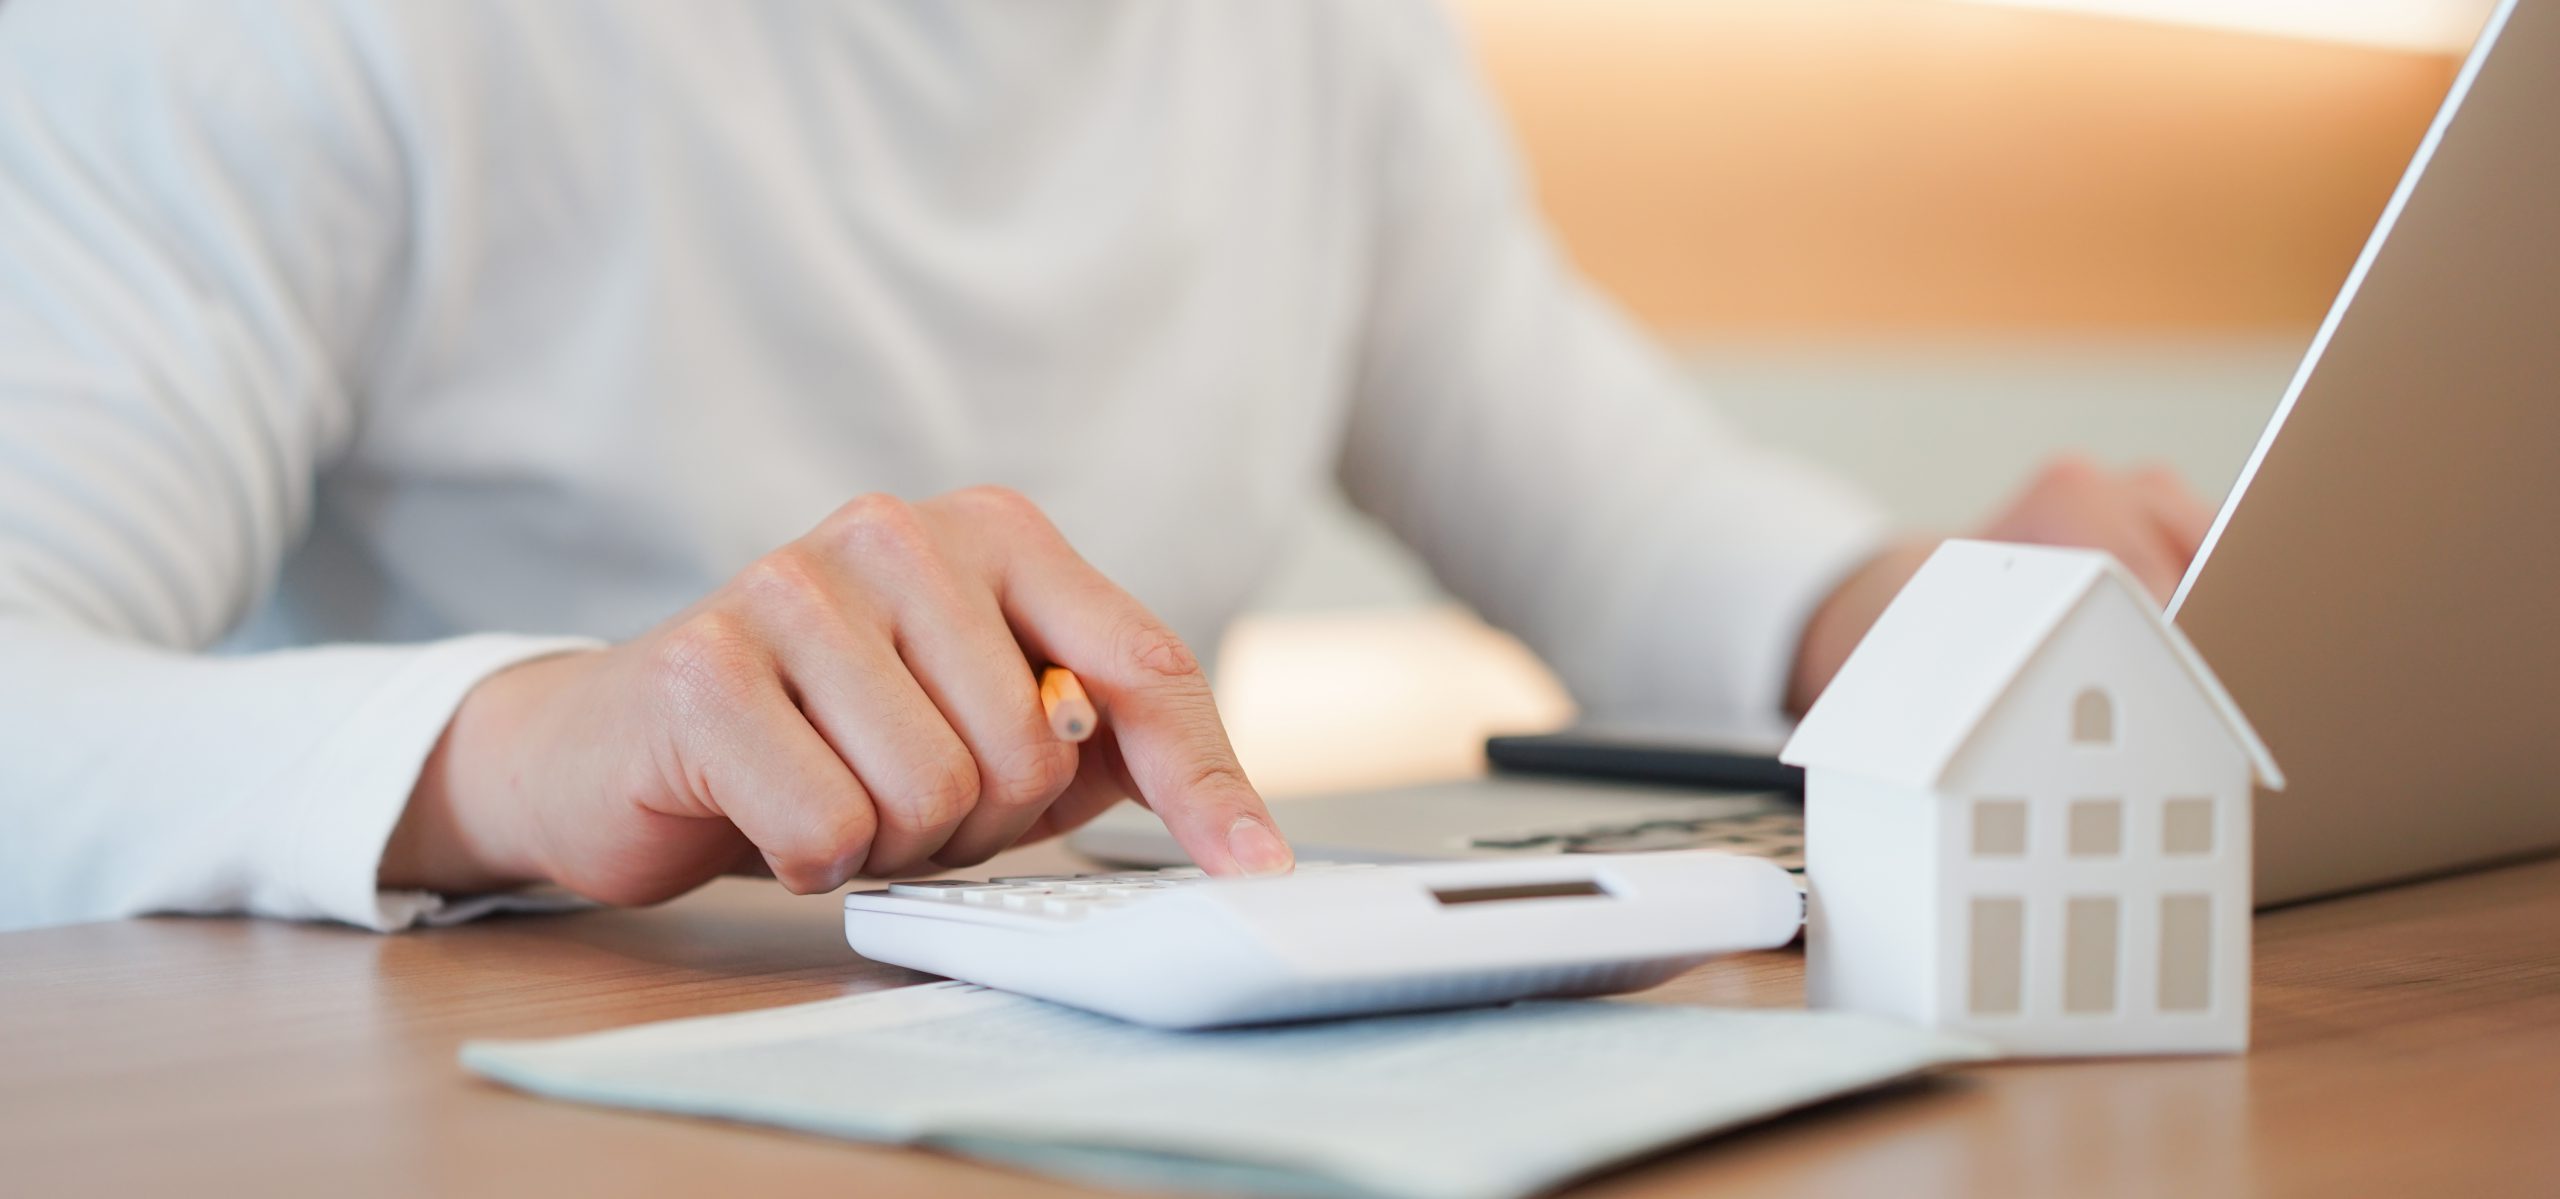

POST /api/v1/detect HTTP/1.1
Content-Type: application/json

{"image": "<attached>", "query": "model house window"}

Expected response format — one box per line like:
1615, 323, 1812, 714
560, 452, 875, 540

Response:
2162, 797, 2216, 855
1968, 896, 2025, 1016
2072, 687, 2115, 744
2159, 894, 2214, 1011
2063, 896, 2120, 1014
2068, 798, 2122, 856
1972, 799, 2027, 857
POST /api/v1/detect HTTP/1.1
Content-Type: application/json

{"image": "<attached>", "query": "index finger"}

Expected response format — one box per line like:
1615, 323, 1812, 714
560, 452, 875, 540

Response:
954, 505, 1291, 876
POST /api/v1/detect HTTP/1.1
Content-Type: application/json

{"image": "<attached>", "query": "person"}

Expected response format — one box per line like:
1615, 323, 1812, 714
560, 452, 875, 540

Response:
0, 0, 2211, 933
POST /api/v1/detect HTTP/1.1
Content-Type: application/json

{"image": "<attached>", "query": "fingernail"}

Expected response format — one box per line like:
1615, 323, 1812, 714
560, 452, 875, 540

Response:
1226, 816, 1294, 876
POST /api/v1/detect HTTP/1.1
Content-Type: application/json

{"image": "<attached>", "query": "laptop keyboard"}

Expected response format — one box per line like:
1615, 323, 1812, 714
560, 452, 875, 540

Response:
1466, 810, 1804, 873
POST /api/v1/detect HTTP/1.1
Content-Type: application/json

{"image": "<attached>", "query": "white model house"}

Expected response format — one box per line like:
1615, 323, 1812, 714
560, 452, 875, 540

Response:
1780, 540, 2283, 1056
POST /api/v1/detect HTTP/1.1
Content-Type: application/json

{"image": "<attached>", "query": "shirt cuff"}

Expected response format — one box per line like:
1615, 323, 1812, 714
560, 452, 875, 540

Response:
285, 632, 605, 932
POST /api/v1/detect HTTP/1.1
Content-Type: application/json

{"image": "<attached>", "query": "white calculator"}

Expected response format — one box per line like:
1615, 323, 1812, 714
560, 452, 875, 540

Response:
842, 851, 1804, 1028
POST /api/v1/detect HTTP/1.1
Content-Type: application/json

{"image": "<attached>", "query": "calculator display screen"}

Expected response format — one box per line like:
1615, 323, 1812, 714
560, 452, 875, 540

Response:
1427, 880, 1610, 906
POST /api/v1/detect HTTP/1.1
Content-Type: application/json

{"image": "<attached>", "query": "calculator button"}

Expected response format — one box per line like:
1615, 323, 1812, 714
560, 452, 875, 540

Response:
990, 874, 1078, 885
887, 881, 1009, 901
1064, 876, 1146, 896
958, 886, 1047, 906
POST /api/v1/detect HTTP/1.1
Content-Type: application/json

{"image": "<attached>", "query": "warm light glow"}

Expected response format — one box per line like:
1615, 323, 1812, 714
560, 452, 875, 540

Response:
1213, 606, 1575, 799
1960, 0, 2498, 51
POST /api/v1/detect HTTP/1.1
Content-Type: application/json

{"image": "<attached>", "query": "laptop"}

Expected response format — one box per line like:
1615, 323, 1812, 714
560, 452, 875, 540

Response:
1074, 0, 2560, 907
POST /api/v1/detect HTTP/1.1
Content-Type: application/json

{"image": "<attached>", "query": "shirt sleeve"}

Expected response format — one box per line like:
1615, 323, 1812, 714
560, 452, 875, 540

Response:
1336, 3, 1893, 742
0, 1, 598, 932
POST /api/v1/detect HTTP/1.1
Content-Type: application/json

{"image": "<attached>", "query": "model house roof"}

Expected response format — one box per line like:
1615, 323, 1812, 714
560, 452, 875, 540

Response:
1781, 540, 2283, 790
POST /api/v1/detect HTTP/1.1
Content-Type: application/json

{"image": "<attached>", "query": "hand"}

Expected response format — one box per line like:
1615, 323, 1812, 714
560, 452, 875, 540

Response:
381, 487, 1293, 905
1971, 454, 2214, 601
1787, 455, 2216, 714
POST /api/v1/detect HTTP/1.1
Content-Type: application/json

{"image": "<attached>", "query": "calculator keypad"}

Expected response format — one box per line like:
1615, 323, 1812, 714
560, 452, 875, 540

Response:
885, 864, 1369, 920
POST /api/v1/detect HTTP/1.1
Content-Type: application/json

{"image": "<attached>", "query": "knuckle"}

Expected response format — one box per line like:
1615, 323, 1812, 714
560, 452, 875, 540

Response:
1119, 619, 1202, 682
647, 613, 762, 715
1176, 756, 1256, 807
825, 492, 931, 560
984, 739, 1078, 809
2038, 453, 2105, 492
818, 801, 880, 873
948, 483, 1043, 524
773, 803, 877, 893
884, 752, 979, 832
734, 548, 829, 616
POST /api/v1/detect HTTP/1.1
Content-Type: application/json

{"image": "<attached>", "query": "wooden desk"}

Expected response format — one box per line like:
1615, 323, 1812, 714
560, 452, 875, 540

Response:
6, 847, 2557, 1197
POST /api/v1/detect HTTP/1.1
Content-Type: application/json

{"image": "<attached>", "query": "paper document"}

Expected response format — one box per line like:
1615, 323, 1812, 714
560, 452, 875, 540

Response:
463, 982, 1986, 1199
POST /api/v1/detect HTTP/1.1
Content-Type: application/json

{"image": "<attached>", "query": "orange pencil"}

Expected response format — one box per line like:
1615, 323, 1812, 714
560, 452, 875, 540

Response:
1039, 666, 1096, 743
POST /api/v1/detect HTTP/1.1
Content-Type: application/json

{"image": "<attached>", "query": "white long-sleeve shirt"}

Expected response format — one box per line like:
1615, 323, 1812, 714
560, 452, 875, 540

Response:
0, 0, 1886, 933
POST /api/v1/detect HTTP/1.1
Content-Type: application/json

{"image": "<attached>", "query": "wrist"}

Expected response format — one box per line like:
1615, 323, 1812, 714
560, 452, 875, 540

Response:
380, 651, 592, 893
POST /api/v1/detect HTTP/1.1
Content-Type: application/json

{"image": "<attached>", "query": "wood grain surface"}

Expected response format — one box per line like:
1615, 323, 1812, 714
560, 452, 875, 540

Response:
6, 843, 2557, 1198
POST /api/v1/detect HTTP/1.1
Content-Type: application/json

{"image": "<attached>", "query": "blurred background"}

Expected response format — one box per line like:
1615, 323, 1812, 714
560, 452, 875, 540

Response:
1216, 0, 2495, 796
